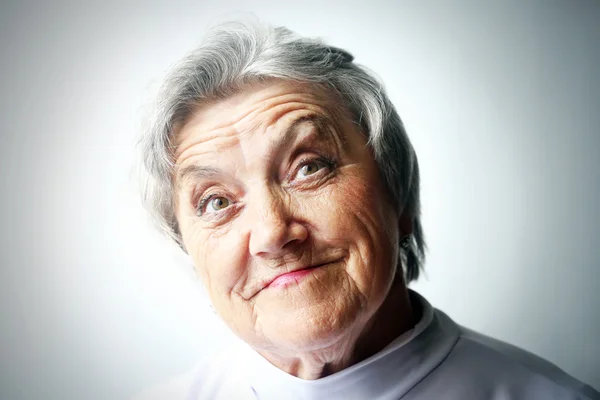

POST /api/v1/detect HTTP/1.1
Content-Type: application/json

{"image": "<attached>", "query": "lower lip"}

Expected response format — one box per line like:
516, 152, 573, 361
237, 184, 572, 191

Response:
268, 266, 321, 289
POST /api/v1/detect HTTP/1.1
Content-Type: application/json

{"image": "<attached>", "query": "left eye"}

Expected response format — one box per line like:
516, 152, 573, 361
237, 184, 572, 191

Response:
206, 196, 230, 212
297, 160, 326, 178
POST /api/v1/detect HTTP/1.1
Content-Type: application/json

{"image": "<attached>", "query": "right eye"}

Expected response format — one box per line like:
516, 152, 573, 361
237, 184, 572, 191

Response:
197, 195, 232, 216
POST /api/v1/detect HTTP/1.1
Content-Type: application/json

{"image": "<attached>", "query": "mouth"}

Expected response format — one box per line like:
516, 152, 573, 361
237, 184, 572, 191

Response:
265, 260, 339, 290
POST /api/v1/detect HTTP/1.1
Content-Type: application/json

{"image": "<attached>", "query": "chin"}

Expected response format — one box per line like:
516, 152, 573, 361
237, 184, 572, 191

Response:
252, 296, 367, 353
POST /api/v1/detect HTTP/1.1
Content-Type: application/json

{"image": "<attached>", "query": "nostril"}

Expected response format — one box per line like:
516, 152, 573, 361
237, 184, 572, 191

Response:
283, 221, 309, 247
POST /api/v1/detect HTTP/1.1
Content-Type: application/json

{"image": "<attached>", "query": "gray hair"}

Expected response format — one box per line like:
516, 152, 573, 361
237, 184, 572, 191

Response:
138, 20, 426, 283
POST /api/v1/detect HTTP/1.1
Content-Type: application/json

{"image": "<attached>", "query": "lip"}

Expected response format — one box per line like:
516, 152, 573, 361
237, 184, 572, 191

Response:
267, 266, 319, 289
265, 261, 336, 290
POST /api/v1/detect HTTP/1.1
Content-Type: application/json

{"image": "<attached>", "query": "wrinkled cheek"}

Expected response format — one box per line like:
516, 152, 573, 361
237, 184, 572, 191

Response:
316, 180, 397, 273
319, 181, 385, 237
190, 227, 247, 301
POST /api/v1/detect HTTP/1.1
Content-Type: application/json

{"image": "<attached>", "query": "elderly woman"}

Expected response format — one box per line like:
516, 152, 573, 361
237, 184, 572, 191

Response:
137, 21, 599, 400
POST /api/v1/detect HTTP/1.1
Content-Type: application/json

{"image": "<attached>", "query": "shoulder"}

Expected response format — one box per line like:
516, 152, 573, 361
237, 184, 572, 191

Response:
448, 317, 598, 399
410, 308, 600, 399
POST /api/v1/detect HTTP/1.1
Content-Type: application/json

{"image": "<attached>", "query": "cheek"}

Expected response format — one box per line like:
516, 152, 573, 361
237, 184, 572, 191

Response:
299, 175, 398, 304
316, 173, 393, 238
183, 223, 248, 297
302, 171, 398, 268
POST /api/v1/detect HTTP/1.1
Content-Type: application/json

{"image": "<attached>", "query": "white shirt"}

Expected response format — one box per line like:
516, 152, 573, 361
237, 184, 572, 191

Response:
136, 290, 599, 399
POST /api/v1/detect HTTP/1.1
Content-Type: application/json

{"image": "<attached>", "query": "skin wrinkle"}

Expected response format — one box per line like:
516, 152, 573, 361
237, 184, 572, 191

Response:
242, 135, 341, 299
177, 119, 339, 222
178, 115, 343, 227
176, 88, 315, 147
176, 97, 327, 163
173, 80, 414, 380
174, 83, 347, 190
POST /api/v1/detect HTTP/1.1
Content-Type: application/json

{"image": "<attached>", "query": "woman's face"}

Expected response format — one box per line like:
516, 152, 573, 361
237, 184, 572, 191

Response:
174, 80, 400, 353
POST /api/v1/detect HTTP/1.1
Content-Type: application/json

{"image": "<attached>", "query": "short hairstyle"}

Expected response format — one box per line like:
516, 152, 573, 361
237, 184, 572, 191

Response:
138, 19, 427, 282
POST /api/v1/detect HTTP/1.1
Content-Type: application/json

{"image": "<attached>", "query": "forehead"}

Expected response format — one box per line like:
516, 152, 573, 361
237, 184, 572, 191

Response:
173, 80, 344, 160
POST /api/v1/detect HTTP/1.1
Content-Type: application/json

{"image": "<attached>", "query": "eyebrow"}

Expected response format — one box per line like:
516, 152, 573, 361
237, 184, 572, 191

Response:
266, 114, 331, 156
174, 114, 334, 190
175, 165, 221, 192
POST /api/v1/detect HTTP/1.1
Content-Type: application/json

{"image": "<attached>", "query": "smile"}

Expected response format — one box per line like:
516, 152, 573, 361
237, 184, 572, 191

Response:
266, 261, 337, 289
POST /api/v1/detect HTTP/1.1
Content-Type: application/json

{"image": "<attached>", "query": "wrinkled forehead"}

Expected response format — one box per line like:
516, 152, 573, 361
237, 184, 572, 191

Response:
169, 80, 360, 190
173, 80, 347, 149
175, 114, 344, 191
174, 81, 354, 159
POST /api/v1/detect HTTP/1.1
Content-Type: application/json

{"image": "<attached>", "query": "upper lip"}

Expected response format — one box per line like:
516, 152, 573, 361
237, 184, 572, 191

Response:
264, 263, 323, 288
251, 258, 342, 297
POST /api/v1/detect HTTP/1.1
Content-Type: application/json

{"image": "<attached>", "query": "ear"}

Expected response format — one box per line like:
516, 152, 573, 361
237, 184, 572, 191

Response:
398, 212, 413, 238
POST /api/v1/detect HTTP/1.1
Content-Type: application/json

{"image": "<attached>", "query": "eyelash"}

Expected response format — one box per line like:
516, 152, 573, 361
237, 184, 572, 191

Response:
195, 155, 337, 217
197, 193, 226, 217
291, 155, 337, 181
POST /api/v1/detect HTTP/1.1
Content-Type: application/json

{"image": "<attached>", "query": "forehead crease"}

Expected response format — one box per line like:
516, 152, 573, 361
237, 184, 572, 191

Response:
174, 133, 243, 189
175, 110, 340, 180
176, 164, 219, 191
176, 126, 240, 159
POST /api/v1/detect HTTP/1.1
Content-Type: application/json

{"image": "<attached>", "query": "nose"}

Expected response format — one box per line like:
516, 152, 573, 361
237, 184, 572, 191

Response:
247, 190, 308, 258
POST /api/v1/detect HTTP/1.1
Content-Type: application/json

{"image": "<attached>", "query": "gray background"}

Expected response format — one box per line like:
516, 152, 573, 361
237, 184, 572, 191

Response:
1, 1, 598, 399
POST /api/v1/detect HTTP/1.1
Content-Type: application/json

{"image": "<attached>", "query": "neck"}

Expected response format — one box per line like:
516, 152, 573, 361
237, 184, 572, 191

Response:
258, 283, 417, 380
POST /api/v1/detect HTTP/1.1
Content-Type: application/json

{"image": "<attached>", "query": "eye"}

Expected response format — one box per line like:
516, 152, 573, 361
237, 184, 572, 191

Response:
295, 158, 331, 179
198, 194, 232, 216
